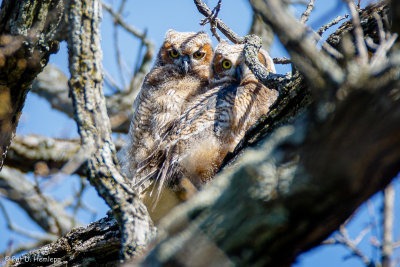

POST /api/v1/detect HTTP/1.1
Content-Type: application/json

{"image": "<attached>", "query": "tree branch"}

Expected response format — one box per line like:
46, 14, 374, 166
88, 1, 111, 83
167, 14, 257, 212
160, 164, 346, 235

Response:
10, 2, 400, 266
382, 184, 394, 267
11, 215, 121, 266
66, 0, 155, 259
0, 0, 64, 170
0, 167, 76, 235
249, 0, 345, 90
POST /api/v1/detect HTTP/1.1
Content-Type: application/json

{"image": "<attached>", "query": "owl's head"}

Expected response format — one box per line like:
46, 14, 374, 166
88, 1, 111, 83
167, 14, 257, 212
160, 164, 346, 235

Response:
156, 29, 213, 80
211, 40, 275, 84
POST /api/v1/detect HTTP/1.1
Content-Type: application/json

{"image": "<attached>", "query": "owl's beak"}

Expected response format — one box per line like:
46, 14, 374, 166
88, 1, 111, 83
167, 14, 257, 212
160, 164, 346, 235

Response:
235, 65, 242, 82
181, 55, 190, 74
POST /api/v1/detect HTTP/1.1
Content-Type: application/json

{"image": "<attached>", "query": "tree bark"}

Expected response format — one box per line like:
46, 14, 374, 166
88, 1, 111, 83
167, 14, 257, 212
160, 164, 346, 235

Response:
0, 0, 64, 170
66, 0, 155, 259
8, 1, 400, 266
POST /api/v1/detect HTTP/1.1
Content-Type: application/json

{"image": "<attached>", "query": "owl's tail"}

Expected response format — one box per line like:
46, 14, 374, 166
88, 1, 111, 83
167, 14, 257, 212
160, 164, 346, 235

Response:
133, 139, 181, 208
147, 148, 178, 208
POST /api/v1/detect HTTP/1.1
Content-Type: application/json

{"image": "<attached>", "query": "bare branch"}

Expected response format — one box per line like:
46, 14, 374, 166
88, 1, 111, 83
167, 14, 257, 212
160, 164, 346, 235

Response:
382, 184, 394, 267
0, 200, 57, 242
193, 0, 244, 43
102, 2, 155, 96
344, 0, 369, 64
249, 0, 345, 89
67, 0, 155, 259
317, 15, 349, 36
200, 0, 222, 41
0, 167, 76, 234
249, 13, 274, 52
6, 134, 82, 175
273, 57, 291, 64
300, 0, 315, 23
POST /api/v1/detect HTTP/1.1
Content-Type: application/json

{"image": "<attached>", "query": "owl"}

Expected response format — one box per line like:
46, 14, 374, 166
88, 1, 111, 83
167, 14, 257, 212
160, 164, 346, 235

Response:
119, 30, 213, 186
135, 41, 278, 221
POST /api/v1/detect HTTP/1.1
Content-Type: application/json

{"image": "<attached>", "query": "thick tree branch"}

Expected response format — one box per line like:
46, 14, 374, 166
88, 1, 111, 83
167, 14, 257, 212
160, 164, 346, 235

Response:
249, 0, 345, 90
0, 0, 64, 170
142, 86, 400, 267
6, 135, 81, 175
66, 0, 155, 259
10, 2, 400, 266
5, 134, 125, 175
11, 215, 121, 266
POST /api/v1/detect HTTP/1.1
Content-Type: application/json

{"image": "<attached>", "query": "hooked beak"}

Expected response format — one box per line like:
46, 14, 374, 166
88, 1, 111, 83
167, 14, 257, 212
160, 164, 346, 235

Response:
181, 55, 190, 74
235, 65, 242, 82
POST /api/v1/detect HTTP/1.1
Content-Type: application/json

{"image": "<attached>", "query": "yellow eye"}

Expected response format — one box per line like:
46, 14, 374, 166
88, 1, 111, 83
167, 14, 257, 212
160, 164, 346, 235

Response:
222, 60, 232, 69
169, 49, 179, 58
193, 51, 205, 59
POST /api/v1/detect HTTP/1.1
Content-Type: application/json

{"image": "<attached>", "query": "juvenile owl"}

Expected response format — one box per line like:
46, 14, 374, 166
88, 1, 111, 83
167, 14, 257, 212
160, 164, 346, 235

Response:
136, 41, 278, 220
119, 30, 213, 185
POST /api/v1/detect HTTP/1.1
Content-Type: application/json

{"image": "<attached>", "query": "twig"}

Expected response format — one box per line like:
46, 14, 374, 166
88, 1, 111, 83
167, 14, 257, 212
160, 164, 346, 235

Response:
365, 36, 379, 50
344, 0, 368, 64
243, 35, 287, 88
0, 200, 57, 242
71, 177, 87, 227
317, 15, 349, 36
330, 225, 373, 266
194, 0, 285, 87
102, 2, 155, 94
194, 0, 244, 43
249, 0, 345, 87
33, 175, 64, 236
200, 0, 222, 41
0, 166, 76, 234
104, 69, 122, 92
133, 28, 148, 76
113, 16, 126, 89
102, 3, 152, 45
382, 184, 394, 267
313, 29, 344, 59
273, 57, 291, 64
300, 0, 315, 24
367, 199, 381, 260
369, 13, 398, 70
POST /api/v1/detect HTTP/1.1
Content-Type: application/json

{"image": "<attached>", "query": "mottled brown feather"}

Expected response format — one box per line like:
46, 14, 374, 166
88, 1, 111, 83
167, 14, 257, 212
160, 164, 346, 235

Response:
134, 41, 278, 221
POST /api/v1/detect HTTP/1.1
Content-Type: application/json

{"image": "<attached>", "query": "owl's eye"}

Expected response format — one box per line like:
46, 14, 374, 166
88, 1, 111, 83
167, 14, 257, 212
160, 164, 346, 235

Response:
222, 60, 232, 69
169, 49, 179, 58
193, 51, 205, 59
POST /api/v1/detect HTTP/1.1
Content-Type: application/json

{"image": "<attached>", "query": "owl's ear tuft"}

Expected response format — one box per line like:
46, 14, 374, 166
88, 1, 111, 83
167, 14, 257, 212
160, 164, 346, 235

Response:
165, 29, 177, 38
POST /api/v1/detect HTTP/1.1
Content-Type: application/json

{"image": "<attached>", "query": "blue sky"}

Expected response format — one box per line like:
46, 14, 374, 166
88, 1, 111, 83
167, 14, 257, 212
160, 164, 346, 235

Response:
1, 0, 399, 266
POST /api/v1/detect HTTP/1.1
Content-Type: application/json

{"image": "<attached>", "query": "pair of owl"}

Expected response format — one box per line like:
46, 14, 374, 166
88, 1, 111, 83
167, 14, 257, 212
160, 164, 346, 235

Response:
119, 30, 278, 221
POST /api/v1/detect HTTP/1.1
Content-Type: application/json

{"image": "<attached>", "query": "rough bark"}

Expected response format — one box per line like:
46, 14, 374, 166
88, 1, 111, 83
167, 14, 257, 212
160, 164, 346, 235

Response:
66, 0, 155, 259
7, 1, 400, 266
0, 0, 64, 170
8, 215, 121, 266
